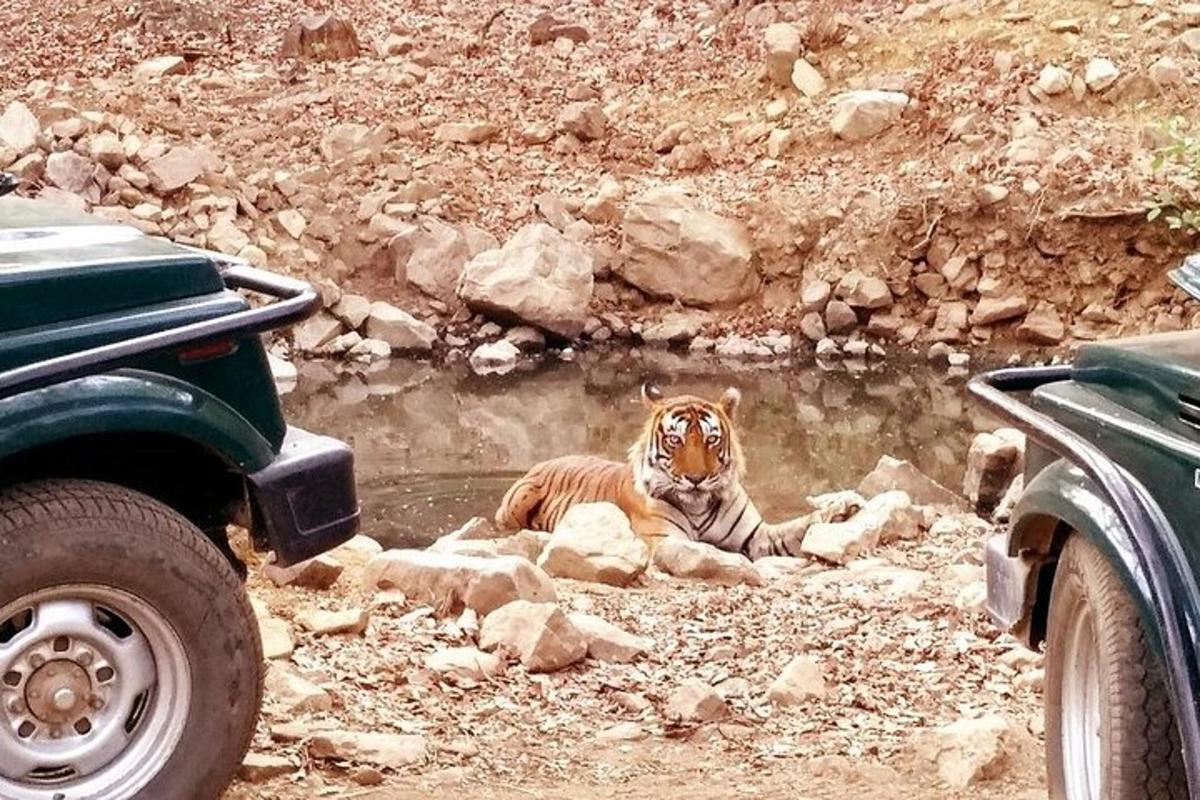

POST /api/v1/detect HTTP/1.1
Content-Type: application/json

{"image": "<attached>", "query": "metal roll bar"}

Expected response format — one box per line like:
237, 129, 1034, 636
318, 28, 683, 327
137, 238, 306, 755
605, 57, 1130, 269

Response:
969, 365, 1200, 789
0, 258, 319, 400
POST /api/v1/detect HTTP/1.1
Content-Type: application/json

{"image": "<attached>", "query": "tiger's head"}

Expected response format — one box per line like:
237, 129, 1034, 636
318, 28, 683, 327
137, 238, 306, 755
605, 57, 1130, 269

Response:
630, 383, 745, 512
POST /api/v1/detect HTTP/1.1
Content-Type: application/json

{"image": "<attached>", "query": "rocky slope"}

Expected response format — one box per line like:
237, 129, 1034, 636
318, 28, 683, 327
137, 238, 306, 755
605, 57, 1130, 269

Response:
4, 0, 1200, 369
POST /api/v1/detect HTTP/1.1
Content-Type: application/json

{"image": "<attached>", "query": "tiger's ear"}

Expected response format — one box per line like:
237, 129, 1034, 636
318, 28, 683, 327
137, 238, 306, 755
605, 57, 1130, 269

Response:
641, 383, 664, 408
719, 387, 741, 418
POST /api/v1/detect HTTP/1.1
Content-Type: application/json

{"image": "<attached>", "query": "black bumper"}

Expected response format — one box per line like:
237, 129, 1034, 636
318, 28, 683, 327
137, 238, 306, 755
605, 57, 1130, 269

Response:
248, 426, 360, 566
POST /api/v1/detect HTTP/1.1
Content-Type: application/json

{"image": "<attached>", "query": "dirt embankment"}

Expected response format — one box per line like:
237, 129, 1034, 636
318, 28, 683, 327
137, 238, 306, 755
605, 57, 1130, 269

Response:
3, 0, 1200, 367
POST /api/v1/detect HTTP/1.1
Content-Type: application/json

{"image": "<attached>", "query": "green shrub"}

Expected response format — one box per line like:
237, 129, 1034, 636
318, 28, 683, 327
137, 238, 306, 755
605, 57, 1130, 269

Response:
1148, 117, 1200, 235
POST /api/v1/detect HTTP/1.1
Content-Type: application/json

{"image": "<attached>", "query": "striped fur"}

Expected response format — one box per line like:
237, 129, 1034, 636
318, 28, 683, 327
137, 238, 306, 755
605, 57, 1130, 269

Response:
495, 385, 811, 560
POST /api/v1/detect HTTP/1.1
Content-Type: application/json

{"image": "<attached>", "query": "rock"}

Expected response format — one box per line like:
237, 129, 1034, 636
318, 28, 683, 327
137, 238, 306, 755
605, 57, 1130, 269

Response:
505, 326, 547, 352
764, 23, 804, 86
824, 299, 858, 334
265, 664, 332, 714
310, 731, 427, 768
568, 613, 651, 662
88, 132, 124, 169
292, 312, 344, 353
941, 255, 978, 292
1084, 57, 1120, 92
970, 296, 1028, 326
830, 91, 909, 141
365, 302, 437, 353
618, 186, 757, 307
262, 554, 345, 590
363, 550, 556, 616
276, 208, 307, 240
529, 13, 591, 45
963, 429, 1025, 515
858, 455, 963, 508
259, 616, 295, 660
0, 102, 40, 153
458, 223, 594, 338
1149, 56, 1185, 86
913, 715, 1032, 788
1035, 64, 1071, 95
767, 655, 827, 705
815, 337, 840, 357
434, 121, 499, 144
835, 270, 892, 310
392, 217, 492, 305
766, 127, 795, 158
132, 56, 187, 81
331, 294, 372, 330
801, 490, 919, 564
320, 123, 373, 161
653, 537, 764, 586
641, 311, 708, 345
665, 680, 729, 723
1016, 303, 1065, 344
538, 503, 649, 586
238, 753, 296, 783
598, 722, 646, 742
144, 146, 216, 193
280, 13, 362, 61
994, 474, 1024, 523
1181, 28, 1200, 54
791, 59, 827, 97
423, 647, 503, 681
801, 279, 832, 311
479, 601, 587, 672
931, 301, 969, 343
800, 312, 827, 342
977, 183, 1009, 205
296, 607, 370, 636
45, 151, 93, 194
557, 102, 607, 141
469, 340, 521, 375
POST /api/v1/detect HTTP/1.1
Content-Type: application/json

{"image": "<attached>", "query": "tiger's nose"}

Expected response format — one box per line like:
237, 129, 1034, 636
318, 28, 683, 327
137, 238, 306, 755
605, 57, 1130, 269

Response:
685, 475, 705, 487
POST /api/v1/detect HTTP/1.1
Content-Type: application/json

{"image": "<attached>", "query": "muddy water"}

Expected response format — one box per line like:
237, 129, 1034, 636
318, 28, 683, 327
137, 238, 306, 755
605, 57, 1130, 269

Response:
283, 351, 996, 549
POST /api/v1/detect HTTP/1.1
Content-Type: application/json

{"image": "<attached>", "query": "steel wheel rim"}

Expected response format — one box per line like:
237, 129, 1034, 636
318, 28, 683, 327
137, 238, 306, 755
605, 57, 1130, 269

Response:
0, 585, 190, 800
1061, 605, 1102, 800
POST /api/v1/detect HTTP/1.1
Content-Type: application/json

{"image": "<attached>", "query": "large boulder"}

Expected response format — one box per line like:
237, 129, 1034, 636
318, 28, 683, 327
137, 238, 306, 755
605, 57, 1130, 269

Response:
653, 537, 764, 586
538, 503, 649, 587
458, 223, 594, 338
391, 217, 497, 304
362, 550, 556, 616
280, 13, 362, 61
479, 601, 587, 672
618, 186, 759, 307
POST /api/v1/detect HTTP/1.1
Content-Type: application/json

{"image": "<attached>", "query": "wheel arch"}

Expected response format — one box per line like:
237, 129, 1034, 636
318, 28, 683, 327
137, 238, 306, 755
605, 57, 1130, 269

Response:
1009, 459, 1158, 652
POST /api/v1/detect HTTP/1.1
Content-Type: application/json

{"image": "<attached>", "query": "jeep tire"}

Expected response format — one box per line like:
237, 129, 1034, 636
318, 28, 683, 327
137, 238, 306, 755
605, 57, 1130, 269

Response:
0, 480, 262, 800
1045, 534, 1188, 799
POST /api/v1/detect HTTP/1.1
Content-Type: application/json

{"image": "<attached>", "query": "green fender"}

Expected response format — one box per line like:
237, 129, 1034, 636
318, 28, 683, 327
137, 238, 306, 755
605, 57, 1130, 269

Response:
1010, 457, 1159, 653
0, 369, 276, 472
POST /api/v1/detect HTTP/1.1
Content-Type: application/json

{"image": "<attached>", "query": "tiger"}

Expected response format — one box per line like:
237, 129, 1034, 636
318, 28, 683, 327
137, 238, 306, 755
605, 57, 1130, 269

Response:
494, 384, 811, 560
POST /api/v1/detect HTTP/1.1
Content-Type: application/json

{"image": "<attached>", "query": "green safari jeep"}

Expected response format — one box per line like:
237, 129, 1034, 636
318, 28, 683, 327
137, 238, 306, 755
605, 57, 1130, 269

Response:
971, 259, 1200, 800
0, 189, 360, 799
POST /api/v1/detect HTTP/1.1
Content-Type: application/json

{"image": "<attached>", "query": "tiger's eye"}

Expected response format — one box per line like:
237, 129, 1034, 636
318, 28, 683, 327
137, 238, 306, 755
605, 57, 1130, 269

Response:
665, 434, 683, 447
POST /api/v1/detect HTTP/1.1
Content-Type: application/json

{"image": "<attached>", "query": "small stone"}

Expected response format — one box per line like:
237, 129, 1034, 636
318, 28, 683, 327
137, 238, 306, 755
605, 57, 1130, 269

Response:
830, 90, 909, 141
469, 340, 521, 375
262, 554, 345, 590
800, 312, 826, 342
0, 102, 40, 153
331, 294, 372, 329
309, 730, 427, 769
238, 753, 296, 783
133, 55, 187, 81
912, 715, 1033, 788
767, 655, 828, 705
277, 208, 307, 239
963, 429, 1025, 515
265, 664, 332, 714
1035, 64, 1071, 95
479, 601, 587, 673
764, 23, 804, 86
598, 721, 646, 741
423, 647, 503, 681
1149, 56, 1185, 86
970, 296, 1028, 326
568, 613, 652, 663
801, 279, 832, 311
363, 550, 557, 616
824, 299, 858, 334
1016, 303, 1065, 344
791, 59, 827, 97
45, 151, 93, 194
435, 121, 499, 144
836, 270, 893, 309
557, 102, 607, 141
280, 13, 363, 61
858, 455, 963, 508
1084, 57, 1120, 92
292, 312, 344, 353
258, 617, 295, 661
666, 680, 729, 723
296, 607, 370, 637
366, 302, 438, 353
